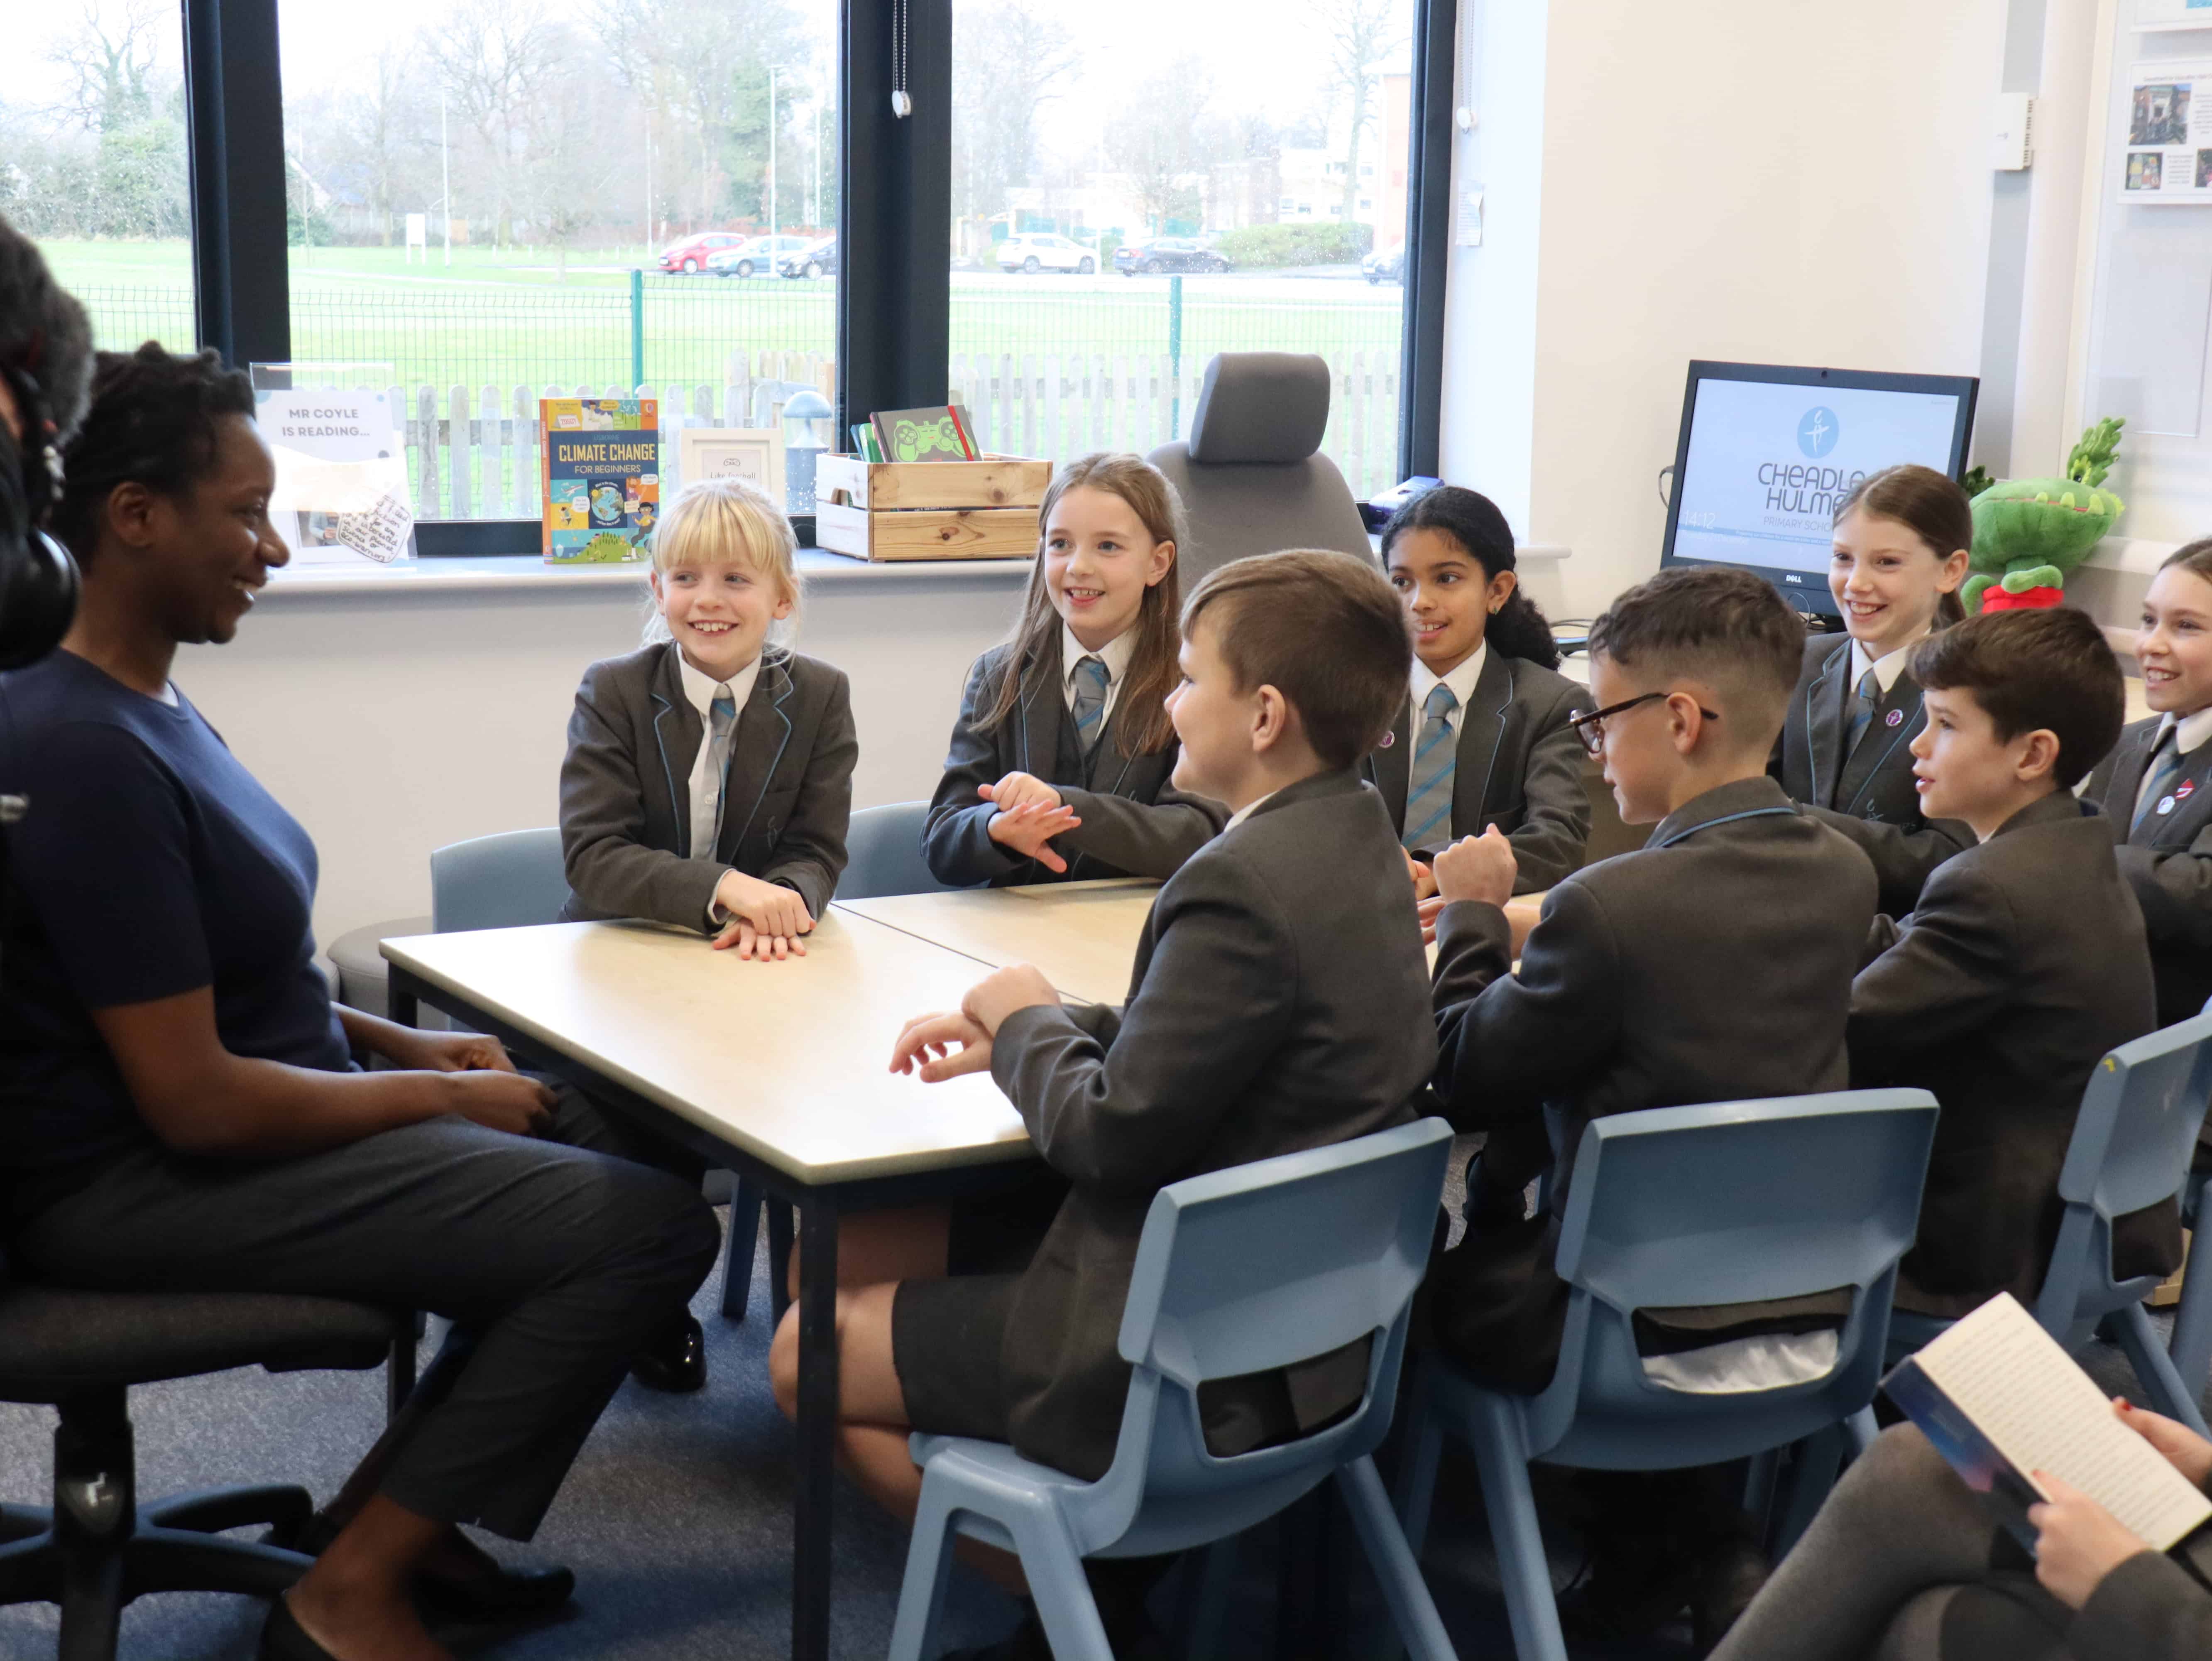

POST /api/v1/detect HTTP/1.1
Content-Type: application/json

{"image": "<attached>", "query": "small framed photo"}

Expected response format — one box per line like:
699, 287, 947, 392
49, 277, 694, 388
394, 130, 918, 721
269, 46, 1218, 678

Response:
677, 426, 787, 505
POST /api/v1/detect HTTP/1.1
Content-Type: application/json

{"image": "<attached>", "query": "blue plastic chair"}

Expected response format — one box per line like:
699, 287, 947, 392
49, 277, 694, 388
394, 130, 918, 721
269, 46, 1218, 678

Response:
841, 801, 956, 900
2164, 998, 2212, 1402
1395, 1090, 1940, 1661
428, 827, 570, 933
887, 1118, 1460, 1661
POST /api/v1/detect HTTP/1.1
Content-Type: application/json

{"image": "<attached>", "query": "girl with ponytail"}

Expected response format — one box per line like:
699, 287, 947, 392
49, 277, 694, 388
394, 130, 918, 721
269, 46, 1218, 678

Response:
1369, 485, 1591, 892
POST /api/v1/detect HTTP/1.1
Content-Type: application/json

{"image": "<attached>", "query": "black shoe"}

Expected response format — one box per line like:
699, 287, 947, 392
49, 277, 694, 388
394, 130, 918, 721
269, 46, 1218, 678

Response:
286, 1512, 577, 1623
259, 1596, 339, 1661
1690, 1537, 1771, 1654
629, 1313, 707, 1393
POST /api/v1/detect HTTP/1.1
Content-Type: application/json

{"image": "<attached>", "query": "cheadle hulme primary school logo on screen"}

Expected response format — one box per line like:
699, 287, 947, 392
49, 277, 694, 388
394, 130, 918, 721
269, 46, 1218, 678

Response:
1798, 407, 1840, 459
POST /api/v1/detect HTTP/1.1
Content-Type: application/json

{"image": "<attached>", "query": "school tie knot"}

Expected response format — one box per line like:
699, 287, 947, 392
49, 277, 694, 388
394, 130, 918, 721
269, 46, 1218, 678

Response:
1402, 684, 1460, 853
709, 691, 737, 738
1071, 655, 1110, 748
2135, 725, 2185, 831
1845, 666, 1881, 756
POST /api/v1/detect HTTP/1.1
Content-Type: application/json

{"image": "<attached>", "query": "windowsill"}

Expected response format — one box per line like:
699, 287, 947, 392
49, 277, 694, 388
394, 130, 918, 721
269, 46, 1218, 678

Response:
258, 549, 1038, 598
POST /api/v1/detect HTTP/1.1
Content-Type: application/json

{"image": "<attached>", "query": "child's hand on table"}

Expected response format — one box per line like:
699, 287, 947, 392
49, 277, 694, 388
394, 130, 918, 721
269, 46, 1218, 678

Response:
890, 1012, 994, 1082
963, 964, 1060, 1033
1433, 826, 1517, 909
986, 800, 1082, 872
712, 870, 813, 960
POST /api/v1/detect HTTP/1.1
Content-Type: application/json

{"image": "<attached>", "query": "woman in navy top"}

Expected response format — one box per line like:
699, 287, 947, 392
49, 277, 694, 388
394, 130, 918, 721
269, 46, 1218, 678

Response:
0, 344, 719, 1661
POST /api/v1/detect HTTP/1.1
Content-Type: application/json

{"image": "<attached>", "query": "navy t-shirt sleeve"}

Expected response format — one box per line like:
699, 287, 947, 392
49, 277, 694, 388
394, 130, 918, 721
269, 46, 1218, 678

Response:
12, 718, 215, 1009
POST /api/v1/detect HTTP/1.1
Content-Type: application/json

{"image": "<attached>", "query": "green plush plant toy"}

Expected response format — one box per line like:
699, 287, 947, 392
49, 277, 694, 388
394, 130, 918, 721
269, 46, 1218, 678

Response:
1963, 418, 2126, 613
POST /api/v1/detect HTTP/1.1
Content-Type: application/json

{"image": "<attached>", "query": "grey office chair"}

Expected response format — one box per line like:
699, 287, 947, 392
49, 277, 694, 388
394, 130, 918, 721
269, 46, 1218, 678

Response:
0, 1260, 412, 1661
1146, 352, 1372, 586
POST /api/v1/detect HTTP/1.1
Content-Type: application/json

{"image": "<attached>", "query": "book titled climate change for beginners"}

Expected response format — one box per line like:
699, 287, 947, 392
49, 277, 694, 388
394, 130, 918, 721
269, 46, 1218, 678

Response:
541, 397, 659, 563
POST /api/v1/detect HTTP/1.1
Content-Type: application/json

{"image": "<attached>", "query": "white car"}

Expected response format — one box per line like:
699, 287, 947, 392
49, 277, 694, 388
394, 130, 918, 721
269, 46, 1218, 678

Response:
997, 233, 1097, 275
707, 235, 813, 278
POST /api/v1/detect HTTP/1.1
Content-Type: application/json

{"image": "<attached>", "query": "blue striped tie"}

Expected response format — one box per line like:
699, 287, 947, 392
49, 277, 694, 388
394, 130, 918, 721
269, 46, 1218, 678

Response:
2135, 727, 2184, 832
1071, 655, 1109, 751
697, 691, 737, 857
1402, 683, 1458, 853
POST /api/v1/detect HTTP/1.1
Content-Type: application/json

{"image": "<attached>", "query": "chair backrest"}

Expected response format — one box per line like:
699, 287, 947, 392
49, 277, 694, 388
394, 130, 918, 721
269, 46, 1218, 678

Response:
1059, 1117, 1453, 1558
838, 801, 955, 900
1145, 352, 1370, 586
2035, 1003, 2212, 1333
430, 828, 570, 933
1529, 1089, 1940, 1468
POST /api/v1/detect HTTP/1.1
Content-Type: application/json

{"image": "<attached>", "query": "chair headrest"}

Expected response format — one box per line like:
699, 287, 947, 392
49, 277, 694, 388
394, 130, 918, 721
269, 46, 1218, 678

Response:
1187, 353, 1332, 465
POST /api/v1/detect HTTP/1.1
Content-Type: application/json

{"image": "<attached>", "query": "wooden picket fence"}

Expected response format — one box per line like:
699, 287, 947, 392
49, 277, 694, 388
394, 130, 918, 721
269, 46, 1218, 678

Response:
382, 346, 1400, 521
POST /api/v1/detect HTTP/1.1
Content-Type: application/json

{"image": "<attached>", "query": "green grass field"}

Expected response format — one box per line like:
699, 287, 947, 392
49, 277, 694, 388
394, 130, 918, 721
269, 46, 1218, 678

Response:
36, 239, 1404, 392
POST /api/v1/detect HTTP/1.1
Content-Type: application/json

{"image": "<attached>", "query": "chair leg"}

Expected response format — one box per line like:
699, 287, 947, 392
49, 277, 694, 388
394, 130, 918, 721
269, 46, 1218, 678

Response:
1742, 1448, 1780, 1530
124, 1526, 310, 1599
53, 1390, 130, 1661
1464, 1389, 1568, 1661
0, 1503, 46, 1545
721, 1176, 762, 1321
1010, 1512, 1115, 1661
1172, 1535, 1240, 1661
1843, 1406, 1878, 1459
2171, 1224, 2212, 1411
2114, 1303, 2212, 1438
140, 1484, 312, 1539
886, 1478, 960, 1661
1774, 1425, 1845, 1557
1390, 1363, 1444, 1559
768, 1201, 797, 1326
1335, 1455, 1458, 1661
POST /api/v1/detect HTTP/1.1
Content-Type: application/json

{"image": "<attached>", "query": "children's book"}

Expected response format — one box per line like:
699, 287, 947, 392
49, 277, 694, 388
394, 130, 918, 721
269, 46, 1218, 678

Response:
850, 423, 885, 463
541, 397, 659, 563
871, 404, 981, 463
1883, 1292, 2212, 1553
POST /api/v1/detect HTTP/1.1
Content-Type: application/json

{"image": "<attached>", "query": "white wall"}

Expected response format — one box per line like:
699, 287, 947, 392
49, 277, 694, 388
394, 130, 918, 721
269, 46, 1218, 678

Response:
1446, 0, 2008, 616
176, 565, 1027, 949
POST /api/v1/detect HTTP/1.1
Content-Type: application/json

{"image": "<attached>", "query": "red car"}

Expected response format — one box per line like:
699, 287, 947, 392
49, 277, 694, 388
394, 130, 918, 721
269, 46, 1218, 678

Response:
657, 233, 748, 274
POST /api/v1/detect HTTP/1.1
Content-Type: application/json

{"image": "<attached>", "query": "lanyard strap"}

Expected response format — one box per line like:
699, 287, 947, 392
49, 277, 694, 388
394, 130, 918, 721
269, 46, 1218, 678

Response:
1647, 804, 1798, 851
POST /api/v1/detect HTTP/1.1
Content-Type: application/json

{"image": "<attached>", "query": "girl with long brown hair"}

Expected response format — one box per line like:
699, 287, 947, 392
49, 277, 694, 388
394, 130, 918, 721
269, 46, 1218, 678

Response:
922, 451, 1226, 887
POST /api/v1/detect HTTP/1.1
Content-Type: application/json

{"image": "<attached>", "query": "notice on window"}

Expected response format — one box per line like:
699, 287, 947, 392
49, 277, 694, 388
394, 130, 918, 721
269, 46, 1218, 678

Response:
253, 389, 415, 564
2121, 61, 2212, 203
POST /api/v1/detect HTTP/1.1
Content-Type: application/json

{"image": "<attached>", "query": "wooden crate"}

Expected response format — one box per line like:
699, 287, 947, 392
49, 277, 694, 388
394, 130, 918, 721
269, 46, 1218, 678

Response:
812, 452, 1049, 562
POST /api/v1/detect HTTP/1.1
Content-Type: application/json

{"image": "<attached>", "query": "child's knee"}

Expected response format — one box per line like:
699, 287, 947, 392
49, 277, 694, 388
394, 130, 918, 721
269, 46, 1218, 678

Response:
768, 1303, 803, 1420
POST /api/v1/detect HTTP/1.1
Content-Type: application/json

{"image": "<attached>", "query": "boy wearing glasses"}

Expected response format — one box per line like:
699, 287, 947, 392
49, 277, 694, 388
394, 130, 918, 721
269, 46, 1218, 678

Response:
1421, 565, 1878, 1643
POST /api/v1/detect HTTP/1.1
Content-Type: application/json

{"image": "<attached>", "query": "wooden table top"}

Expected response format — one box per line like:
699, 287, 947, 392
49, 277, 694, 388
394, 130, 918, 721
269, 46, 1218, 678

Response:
382, 912, 1035, 1186
833, 879, 1160, 1007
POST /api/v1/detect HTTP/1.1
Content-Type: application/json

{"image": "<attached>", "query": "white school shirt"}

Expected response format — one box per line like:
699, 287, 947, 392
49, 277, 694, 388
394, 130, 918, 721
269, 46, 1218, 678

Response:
1059, 622, 1138, 728
1848, 637, 1918, 699
677, 650, 763, 916
1223, 790, 1278, 833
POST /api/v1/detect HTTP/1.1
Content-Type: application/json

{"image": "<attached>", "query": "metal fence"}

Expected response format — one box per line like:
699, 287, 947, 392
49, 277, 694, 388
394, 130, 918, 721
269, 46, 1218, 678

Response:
69, 277, 1406, 515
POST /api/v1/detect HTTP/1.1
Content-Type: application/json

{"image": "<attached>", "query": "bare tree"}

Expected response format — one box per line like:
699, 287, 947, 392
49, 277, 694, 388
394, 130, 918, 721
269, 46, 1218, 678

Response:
45, 0, 164, 134
1307, 0, 1404, 226
951, 2, 1078, 250
1105, 55, 1223, 234
423, 0, 560, 246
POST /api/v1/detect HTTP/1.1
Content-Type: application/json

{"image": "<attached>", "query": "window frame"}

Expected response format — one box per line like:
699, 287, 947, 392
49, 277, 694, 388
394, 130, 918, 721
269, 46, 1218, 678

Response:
173, 0, 1448, 550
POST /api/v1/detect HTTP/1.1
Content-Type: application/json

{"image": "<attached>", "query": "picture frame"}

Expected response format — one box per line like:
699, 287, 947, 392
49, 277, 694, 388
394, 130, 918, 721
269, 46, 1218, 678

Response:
676, 426, 787, 507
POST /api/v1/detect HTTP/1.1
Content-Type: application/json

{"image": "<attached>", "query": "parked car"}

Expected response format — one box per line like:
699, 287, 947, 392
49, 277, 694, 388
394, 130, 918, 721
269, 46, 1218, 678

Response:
708, 235, 813, 278
1112, 237, 1232, 276
997, 233, 1097, 275
777, 237, 837, 279
657, 232, 746, 274
1363, 245, 1406, 286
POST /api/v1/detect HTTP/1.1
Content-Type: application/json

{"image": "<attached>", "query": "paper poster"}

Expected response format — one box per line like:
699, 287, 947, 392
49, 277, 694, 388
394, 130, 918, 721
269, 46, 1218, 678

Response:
2139, 0, 2212, 30
2121, 61, 2212, 202
254, 389, 415, 564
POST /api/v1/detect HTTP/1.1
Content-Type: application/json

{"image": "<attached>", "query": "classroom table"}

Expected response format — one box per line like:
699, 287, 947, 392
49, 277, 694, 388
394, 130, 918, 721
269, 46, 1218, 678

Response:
833, 877, 1160, 1006
380, 911, 1048, 1661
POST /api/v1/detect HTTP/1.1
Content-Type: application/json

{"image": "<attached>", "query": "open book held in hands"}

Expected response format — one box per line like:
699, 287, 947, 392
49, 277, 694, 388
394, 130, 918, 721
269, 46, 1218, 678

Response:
1883, 1292, 2212, 1553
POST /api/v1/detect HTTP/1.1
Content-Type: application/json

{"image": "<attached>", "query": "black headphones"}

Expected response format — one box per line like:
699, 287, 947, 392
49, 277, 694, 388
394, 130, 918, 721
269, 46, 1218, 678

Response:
0, 356, 80, 671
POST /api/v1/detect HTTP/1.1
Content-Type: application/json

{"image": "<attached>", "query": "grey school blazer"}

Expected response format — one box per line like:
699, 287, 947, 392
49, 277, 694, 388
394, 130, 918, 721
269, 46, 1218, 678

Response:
1772, 632, 1971, 914
1360, 650, 1593, 892
1424, 776, 1879, 1392
984, 767, 1436, 1480
1849, 792, 2168, 1313
558, 642, 857, 930
923, 638, 1228, 889
2083, 715, 2212, 1028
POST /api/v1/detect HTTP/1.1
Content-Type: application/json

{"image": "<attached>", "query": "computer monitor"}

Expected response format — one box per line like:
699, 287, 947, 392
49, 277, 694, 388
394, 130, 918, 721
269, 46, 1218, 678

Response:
1658, 361, 1979, 622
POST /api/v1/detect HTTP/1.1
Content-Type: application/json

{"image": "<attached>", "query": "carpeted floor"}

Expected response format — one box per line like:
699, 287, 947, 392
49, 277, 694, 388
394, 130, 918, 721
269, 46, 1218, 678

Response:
0, 1200, 2190, 1661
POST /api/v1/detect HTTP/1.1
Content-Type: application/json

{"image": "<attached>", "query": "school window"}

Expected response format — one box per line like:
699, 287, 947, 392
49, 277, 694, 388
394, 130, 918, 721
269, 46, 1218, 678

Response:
6, 3, 196, 353
274, 0, 841, 525
945, 0, 1422, 500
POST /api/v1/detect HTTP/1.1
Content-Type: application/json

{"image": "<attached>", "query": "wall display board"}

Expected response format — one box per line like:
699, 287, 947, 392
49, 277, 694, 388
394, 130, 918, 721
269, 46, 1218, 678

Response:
2121, 61, 2212, 200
